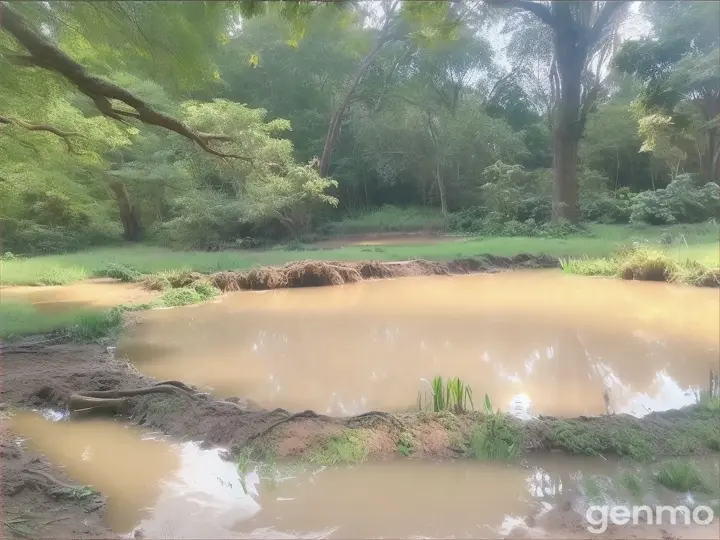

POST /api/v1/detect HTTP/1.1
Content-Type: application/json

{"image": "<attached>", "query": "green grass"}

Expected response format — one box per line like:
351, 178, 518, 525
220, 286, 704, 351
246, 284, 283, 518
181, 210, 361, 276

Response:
467, 394, 523, 461
0, 302, 111, 340
320, 205, 447, 235
656, 460, 710, 493
158, 282, 220, 307
308, 430, 369, 466
563, 245, 720, 285
1, 223, 716, 286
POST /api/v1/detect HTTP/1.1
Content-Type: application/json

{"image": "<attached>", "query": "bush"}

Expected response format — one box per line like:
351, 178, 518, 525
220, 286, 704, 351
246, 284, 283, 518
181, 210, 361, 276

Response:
0, 219, 121, 255
94, 263, 142, 282
581, 187, 635, 223
630, 175, 720, 225
159, 282, 220, 307
319, 205, 447, 236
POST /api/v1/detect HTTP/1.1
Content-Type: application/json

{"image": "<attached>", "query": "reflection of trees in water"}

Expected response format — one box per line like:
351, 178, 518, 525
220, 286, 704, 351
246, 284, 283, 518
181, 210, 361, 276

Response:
203, 311, 712, 416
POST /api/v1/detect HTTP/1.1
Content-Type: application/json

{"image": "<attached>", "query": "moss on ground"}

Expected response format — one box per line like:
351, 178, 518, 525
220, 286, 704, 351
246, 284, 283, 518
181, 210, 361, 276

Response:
307, 430, 369, 466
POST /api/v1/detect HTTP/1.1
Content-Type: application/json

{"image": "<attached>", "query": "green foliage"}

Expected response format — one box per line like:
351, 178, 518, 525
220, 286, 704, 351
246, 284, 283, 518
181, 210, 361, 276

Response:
562, 244, 720, 286
629, 175, 720, 225
61, 308, 125, 344
318, 206, 447, 236
159, 282, 220, 307
656, 460, 710, 493
93, 263, 142, 282
548, 420, 654, 461
418, 376, 474, 413
467, 394, 523, 461
309, 430, 368, 466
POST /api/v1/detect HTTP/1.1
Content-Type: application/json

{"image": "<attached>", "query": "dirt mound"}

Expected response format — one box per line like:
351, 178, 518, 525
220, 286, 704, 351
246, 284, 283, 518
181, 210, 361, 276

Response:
209, 254, 559, 291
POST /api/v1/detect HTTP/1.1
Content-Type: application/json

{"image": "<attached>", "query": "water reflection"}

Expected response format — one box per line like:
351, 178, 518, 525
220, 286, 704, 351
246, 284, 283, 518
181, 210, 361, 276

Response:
118, 272, 719, 417
8, 413, 720, 539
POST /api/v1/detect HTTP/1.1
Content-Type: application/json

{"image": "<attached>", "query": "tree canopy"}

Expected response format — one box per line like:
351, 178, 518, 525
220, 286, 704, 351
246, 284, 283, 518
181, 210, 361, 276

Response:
1, 0, 717, 253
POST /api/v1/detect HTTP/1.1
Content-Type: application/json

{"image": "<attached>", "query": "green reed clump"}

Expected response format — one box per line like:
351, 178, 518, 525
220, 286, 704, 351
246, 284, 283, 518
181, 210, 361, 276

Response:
656, 460, 709, 493
467, 394, 523, 460
417, 376, 474, 413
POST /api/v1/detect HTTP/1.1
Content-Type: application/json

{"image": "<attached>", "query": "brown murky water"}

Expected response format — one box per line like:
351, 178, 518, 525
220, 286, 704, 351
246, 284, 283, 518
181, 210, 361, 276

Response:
11, 412, 719, 539
119, 272, 719, 417
0, 279, 158, 312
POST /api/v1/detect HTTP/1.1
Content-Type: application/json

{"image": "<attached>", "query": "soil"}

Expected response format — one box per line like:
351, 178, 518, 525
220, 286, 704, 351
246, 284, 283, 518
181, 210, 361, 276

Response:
2, 339, 719, 539
207, 254, 560, 291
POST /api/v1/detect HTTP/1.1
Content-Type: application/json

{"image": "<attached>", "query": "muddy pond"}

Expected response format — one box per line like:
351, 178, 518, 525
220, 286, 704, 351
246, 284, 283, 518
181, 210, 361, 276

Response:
115, 271, 719, 418
9, 411, 720, 539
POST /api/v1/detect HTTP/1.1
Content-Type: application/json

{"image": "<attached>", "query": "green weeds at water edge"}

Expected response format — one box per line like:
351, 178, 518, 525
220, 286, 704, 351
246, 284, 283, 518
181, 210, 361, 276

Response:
468, 394, 523, 461
418, 376, 474, 413
308, 430, 368, 466
561, 246, 720, 286
656, 460, 710, 493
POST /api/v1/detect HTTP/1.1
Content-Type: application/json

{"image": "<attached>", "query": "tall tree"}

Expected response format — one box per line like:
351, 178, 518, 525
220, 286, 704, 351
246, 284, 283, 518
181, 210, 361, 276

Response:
489, 0, 628, 222
615, 1, 720, 183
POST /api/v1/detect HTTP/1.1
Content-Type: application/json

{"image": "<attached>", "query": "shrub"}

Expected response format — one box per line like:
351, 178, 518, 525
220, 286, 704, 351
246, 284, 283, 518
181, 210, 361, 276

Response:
656, 460, 709, 493
468, 394, 523, 460
95, 263, 142, 282
630, 175, 720, 225
159, 282, 220, 307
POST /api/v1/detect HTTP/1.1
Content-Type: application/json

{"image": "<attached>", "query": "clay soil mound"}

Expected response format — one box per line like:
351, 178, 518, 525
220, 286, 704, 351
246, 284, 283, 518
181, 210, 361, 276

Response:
210, 254, 559, 291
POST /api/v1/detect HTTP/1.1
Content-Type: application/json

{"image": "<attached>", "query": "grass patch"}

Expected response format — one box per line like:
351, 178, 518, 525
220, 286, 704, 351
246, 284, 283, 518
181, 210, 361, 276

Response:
546, 420, 654, 461
563, 245, 720, 286
320, 205, 447, 235
1, 224, 716, 286
60, 308, 124, 343
656, 460, 710, 493
396, 431, 416, 457
467, 394, 523, 460
619, 469, 646, 500
0, 301, 124, 342
308, 430, 368, 466
159, 282, 220, 307
92, 262, 142, 282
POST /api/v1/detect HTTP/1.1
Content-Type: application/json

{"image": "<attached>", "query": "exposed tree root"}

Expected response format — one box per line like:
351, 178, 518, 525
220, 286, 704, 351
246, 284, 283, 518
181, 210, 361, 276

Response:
68, 381, 200, 413
22, 469, 81, 491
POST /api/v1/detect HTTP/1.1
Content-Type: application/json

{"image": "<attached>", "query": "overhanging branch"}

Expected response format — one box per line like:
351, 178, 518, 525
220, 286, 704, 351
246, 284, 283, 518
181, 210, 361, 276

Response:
0, 114, 81, 153
486, 0, 557, 29
0, 1, 253, 162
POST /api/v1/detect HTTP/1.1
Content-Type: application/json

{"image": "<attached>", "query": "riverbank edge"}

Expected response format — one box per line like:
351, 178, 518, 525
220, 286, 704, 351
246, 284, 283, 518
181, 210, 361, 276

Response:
4, 341, 718, 465
3, 340, 718, 538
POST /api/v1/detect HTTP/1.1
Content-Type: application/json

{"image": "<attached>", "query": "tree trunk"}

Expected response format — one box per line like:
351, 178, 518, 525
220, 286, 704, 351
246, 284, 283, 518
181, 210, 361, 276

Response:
550, 28, 586, 224
318, 40, 388, 178
705, 127, 718, 184
551, 127, 580, 222
110, 182, 143, 241
435, 162, 447, 215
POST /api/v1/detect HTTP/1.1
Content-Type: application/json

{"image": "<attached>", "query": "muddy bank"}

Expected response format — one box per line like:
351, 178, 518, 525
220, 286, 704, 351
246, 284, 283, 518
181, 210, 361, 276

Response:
4, 341, 718, 464
187, 254, 559, 291
0, 415, 114, 539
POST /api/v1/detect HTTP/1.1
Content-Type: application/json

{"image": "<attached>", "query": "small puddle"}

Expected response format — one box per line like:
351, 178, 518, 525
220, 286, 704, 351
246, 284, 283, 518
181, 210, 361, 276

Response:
0, 279, 158, 312
9, 412, 719, 539
118, 272, 719, 417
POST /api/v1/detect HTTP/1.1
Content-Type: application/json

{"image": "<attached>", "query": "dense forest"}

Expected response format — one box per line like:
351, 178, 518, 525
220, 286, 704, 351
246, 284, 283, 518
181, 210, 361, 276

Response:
1, 0, 718, 254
